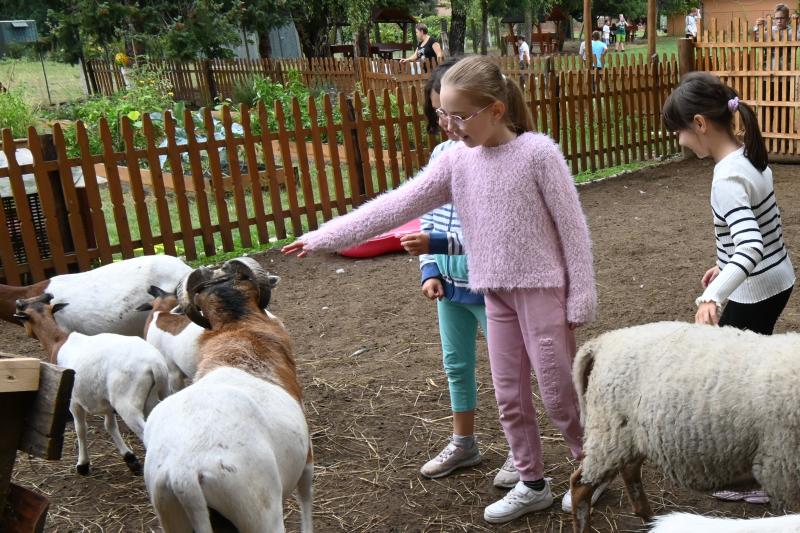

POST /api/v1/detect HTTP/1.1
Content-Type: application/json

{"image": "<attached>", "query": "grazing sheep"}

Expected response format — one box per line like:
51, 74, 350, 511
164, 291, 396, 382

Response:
0, 255, 191, 336
650, 512, 800, 533
568, 321, 800, 533
143, 258, 312, 533
15, 293, 171, 476
137, 285, 204, 391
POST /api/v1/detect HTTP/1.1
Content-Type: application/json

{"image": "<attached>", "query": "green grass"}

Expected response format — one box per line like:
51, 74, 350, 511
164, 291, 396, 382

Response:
574, 159, 664, 184
0, 59, 85, 106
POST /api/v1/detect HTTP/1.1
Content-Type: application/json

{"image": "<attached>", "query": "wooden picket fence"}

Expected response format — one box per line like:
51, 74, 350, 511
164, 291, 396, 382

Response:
1, 57, 679, 284
694, 16, 800, 155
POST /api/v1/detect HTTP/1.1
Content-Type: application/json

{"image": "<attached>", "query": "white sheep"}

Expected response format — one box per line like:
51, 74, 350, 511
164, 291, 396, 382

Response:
15, 293, 171, 475
144, 258, 312, 533
650, 512, 800, 533
137, 285, 204, 391
1, 255, 191, 337
568, 321, 800, 533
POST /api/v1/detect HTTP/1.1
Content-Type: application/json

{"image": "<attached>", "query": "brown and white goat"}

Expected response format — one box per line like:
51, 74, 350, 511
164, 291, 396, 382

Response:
15, 293, 171, 476
143, 257, 312, 533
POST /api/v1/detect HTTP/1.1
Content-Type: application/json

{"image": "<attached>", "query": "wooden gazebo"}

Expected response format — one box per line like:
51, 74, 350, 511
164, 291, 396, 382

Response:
501, 9, 569, 55
369, 7, 417, 59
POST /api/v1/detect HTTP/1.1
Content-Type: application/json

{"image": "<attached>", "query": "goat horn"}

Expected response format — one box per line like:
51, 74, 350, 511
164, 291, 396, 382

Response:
178, 268, 213, 329
221, 257, 275, 309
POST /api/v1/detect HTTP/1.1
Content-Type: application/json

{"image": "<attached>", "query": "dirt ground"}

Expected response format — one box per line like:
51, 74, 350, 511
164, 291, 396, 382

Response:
9, 156, 800, 532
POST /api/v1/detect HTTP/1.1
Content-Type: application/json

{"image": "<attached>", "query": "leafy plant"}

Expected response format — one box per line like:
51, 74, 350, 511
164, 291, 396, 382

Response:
0, 89, 38, 138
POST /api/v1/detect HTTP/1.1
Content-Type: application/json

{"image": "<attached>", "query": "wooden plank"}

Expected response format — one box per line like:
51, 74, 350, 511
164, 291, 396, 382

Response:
274, 102, 303, 236
323, 96, 348, 216
290, 98, 319, 231
141, 114, 177, 256
0, 482, 49, 533
1, 129, 45, 281
306, 97, 333, 223
381, 89, 402, 190
120, 118, 156, 255
201, 107, 235, 251
618, 66, 632, 165
367, 91, 388, 194
162, 111, 199, 260
352, 93, 374, 198
238, 105, 271, 244
641, 64, 656, 159
0, 358, 39, 393
74, 123, 113, 265
575, 71, 589, 173
395, 90, 414, 181
408, 88, 427, 171
601, 71, 616, 167
256, 102, 288, 239
340, 93, 365, 207
182, 108, 216, 256
26, 132, 70, 273
52, 124, 92, 271
219, 106, 253, 247
565, 71, 579, 175
18, 362, 74, 461
97, 119, 135, 259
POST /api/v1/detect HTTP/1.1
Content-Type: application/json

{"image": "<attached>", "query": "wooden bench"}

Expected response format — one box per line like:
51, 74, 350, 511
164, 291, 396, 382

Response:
0, 354, 75, 533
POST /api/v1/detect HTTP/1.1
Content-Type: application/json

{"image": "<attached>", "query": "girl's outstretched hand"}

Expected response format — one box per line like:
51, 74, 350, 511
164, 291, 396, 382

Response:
282, 241, 308, 257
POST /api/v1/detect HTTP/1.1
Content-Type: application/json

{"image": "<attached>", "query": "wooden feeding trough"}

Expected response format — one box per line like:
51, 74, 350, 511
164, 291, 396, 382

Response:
0, 354, 75, 533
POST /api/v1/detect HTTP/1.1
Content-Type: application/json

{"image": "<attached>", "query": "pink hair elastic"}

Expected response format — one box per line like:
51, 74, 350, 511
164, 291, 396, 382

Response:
727, 96, 740, 112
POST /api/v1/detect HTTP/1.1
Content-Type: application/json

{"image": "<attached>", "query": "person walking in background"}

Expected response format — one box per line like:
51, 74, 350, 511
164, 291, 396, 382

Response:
685, 7, 699, 40
615, 13, 627, 51
602, 17, 611, 45
517, 35, 531, 89
579, 31, 607, 69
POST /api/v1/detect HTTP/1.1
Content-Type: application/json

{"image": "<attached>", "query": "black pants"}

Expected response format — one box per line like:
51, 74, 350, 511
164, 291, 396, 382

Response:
719, 286, 793, 335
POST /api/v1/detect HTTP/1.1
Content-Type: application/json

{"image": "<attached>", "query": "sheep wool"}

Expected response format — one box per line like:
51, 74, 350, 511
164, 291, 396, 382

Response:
575, 321, 800, 510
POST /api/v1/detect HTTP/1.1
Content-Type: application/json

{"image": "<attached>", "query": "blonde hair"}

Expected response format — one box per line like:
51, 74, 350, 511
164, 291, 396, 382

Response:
440, 55, 532, 135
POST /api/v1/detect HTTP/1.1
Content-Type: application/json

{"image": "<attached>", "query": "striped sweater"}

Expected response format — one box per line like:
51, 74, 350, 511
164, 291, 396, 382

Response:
419, 140, 483, 306
698, 147, 795, 306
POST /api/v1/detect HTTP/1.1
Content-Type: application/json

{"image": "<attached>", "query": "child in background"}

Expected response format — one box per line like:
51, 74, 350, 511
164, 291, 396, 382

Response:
602, 17, 611, 45
663, 71, 795, 504
284, 55, 602, 523
399, 57, 519, 487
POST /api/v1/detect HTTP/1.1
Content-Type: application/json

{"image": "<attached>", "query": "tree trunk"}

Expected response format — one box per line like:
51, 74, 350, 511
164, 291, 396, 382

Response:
524, 9, 533, 47
470, 19, 478, 53
439, 18, 450, 56
480, 0, 489, 55
293, 9, 332, 58
449, 0, 468, 55
257, 30, 272, 58
494, 17, 505, 55
354, 26, 370, 58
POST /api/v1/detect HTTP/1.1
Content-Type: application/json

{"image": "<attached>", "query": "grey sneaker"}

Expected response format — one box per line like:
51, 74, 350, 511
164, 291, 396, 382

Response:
484, 480, 554, 523
493, 452, 520, 489
420, 440, 481, 478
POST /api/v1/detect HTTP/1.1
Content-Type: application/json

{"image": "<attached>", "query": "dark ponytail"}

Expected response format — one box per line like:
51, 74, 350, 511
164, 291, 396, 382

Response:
423, 56, 462, 134
662, 71, 768, 171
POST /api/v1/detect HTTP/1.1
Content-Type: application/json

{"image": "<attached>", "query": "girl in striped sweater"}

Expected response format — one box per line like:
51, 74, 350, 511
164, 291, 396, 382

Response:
663, 72, 795, 504
285, 55, 598, 523
398, 57, 518, 487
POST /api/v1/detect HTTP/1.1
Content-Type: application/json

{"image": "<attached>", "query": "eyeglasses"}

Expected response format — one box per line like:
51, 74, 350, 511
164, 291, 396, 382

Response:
435, 104, 492, 128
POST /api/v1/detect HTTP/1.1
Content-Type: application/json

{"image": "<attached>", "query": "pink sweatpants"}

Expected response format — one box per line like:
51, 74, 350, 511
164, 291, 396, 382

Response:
485, 287, 583, 481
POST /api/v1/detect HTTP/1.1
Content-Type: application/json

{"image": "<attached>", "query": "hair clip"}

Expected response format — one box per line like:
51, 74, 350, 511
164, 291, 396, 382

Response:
727, 96, 740, 112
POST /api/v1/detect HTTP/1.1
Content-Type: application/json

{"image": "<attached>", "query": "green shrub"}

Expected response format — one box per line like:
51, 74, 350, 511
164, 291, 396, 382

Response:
0, 90, 38, 138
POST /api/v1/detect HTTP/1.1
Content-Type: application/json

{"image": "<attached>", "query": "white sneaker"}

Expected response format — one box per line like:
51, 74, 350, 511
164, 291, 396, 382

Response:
493, 452, 520, 489
484, 480, 554, 524
561, 481, 609, 512
420, 440, 481, 478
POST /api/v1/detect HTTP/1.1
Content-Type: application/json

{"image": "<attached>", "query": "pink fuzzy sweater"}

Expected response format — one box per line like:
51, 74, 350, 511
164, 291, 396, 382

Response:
302, 132, 597, 324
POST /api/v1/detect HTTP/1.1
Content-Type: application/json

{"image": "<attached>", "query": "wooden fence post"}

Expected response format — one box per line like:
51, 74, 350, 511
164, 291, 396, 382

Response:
39, 134, 74, 259
203, 60, 218, 104
678, 37, 695, 79
345, 97, 367, 197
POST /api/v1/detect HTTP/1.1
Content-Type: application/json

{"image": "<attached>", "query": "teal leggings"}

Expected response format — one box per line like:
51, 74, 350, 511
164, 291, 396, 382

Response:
436, 298, 487, 413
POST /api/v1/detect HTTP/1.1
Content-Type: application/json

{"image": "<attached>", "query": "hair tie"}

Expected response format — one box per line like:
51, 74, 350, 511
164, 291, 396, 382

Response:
727, 96, 740, 112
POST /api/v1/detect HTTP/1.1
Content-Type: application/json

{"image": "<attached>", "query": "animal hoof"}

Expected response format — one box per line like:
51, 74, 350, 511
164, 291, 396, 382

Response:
76, 463, 90, 476
124, 452, 143, 475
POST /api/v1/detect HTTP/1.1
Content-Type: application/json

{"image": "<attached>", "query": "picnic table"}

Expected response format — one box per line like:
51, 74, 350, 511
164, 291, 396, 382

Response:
0, 354, 74, 533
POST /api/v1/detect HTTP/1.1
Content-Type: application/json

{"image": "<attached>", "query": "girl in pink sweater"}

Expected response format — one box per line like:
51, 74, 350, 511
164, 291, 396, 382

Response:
283, 55, 599, 523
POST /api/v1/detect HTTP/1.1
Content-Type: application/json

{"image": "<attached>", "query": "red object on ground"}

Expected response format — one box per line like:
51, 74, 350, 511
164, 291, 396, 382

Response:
338, 219, 421, 258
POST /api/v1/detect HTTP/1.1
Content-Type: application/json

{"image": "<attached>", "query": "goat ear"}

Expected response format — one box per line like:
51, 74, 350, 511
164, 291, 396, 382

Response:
147, 285, 168, 298
170, 305, 184, 315
42, 293, 55, 304
51, 302, 68, 314
136, 302, 153, 312
267, 275, 280, 288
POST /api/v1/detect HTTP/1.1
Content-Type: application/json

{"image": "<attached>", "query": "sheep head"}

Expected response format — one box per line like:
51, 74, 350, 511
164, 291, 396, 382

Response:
176, 258, 280, 330
14, 293, 68, 339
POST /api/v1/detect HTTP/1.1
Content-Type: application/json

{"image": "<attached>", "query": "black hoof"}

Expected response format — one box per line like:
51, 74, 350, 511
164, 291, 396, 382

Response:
124, 452, 143, 475
76, 463, 90, 476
